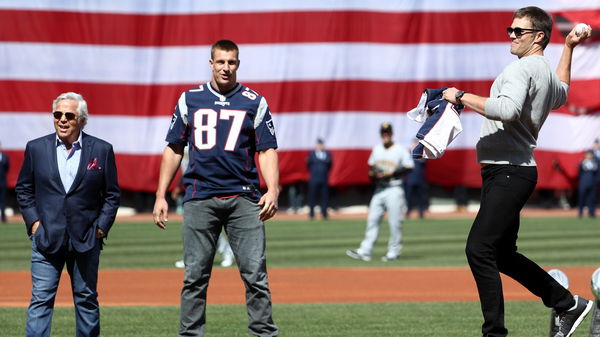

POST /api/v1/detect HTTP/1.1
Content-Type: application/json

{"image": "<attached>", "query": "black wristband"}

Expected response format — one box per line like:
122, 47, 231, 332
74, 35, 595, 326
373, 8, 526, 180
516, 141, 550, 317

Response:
455, 90, 465, 104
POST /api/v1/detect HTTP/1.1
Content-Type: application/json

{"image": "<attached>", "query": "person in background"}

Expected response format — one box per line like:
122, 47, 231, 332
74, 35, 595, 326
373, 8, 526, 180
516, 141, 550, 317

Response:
0, 141, 9, 223
578, 150, 598, 218
593, 138, 600, 161
405, 140, 428, 218
286, 180, 303, 214
346, 123, 413, 262
306, 138, 332, 220
594, 139, 600, 199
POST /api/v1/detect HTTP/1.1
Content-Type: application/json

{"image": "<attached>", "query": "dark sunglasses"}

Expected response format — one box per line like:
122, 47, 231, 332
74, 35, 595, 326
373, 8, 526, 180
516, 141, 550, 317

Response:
53, 111, 77, 120
506, 27, 542, 37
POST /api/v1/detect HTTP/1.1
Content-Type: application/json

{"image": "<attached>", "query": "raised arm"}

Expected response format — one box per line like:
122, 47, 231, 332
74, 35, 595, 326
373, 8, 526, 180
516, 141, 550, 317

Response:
556, 24, 592, 85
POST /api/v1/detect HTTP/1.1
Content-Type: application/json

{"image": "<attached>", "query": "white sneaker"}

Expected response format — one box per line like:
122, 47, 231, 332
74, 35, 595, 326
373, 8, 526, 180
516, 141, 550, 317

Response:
174, 260, 185, 268
381, 255, 399, 262
346, 249, 371, 261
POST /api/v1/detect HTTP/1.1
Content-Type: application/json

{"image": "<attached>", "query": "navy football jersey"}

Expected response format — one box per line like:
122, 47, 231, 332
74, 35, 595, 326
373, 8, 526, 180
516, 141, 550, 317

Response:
166, 82, 278, 202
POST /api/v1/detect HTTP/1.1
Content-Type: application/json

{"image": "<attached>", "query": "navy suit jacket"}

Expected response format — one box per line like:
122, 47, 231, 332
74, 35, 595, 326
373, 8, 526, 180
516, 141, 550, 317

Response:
0, 151, 8, 188
16, 132, 120, 254
306, 150, 332, 183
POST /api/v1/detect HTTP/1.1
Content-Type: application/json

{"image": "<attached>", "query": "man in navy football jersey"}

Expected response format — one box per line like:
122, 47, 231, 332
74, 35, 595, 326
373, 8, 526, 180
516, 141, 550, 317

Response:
153, 40, 279, 337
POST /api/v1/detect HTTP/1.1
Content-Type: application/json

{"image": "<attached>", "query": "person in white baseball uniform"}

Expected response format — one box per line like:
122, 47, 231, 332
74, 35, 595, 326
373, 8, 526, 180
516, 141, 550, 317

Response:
347, 123, 414, 262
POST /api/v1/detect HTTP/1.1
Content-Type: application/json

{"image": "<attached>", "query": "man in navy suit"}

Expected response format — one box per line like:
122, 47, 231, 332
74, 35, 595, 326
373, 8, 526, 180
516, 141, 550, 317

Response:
306, 138, 333, 220
16, 92, 120, 337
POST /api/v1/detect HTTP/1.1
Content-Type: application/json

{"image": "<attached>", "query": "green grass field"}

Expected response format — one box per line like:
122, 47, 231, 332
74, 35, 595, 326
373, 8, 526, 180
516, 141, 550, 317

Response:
1, 215, 598, 336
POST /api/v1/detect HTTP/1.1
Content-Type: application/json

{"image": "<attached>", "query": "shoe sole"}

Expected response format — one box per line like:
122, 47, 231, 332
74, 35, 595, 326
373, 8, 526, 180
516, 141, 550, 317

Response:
346, 250, 371, 261
566, 299, 594, 337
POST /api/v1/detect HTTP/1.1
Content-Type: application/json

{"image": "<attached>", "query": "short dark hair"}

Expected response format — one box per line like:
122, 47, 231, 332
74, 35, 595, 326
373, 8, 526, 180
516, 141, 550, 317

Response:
514, 6, 553, 49
211, 40, 239, 59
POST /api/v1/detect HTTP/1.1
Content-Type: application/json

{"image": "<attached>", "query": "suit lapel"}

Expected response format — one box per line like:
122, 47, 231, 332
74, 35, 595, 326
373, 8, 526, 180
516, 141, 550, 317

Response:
67, 132, 93, 194
46, 135, 66, 193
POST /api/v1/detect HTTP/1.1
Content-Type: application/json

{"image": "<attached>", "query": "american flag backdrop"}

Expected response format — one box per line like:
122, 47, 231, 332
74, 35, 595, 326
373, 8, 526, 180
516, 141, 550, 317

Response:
1, 1, 599, 192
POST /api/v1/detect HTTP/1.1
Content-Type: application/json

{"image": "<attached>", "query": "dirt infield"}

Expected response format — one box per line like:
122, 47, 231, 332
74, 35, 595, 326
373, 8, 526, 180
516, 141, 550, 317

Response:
1, 208, 589, 308
105, 207, 581, 223
1, 266, 596, 307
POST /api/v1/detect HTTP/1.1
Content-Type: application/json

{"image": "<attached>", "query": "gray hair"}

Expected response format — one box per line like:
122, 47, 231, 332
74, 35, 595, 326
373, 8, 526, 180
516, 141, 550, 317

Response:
52, 92, 88, 128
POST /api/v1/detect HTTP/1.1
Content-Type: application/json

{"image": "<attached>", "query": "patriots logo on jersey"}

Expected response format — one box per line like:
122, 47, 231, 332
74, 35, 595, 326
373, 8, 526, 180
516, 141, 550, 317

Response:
169, 114, 178, 130
266, 118, 275, 136
214, 101, 230, 106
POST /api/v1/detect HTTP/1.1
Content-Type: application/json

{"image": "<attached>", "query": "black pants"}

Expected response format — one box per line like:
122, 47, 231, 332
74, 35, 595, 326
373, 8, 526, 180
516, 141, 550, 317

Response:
466, 165, 574, 337
0, 184, 6, 222
578, 182, 597, 218
405, 182, 427, 218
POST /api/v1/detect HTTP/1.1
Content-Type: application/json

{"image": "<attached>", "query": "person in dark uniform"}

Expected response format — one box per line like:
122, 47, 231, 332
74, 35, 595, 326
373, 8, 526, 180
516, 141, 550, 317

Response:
405, 152, 428, 218
0, 142, 9, 223
578, 150, 598, 218
306, 138, 332, 220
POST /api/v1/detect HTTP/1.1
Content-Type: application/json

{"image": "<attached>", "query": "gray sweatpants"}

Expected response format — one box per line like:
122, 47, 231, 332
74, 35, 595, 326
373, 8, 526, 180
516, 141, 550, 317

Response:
180, 196, 278, 337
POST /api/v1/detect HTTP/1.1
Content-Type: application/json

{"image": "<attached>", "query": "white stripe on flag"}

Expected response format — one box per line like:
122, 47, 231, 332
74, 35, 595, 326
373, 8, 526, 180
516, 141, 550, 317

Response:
0, 0, 598, 14
2, 42, 599, 84
2, 112, 598, 154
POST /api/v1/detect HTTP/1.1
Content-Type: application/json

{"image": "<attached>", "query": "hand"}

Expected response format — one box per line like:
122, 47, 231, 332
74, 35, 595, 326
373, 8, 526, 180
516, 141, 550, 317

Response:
31, 221, 40, 235
170, 186, 181, 201
153, 197, 169, 229
96, 228, 105, 238
442, 87, 460, 105
566, 24, 592, 48
258, 190, 279, 221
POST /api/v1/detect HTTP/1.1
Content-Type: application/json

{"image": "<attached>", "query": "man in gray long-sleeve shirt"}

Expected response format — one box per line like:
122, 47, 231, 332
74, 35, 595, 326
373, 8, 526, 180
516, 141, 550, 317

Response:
443, 6, 592, 337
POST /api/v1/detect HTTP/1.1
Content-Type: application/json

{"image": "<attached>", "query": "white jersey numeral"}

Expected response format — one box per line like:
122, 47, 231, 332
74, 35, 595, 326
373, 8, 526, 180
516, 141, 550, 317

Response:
194, 108, 246, 151
242, 90, 257, 100
219, 109, 246, 151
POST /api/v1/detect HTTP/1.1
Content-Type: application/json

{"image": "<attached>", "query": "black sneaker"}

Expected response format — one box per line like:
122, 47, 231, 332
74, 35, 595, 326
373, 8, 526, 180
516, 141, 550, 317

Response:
554, 295, 593, 337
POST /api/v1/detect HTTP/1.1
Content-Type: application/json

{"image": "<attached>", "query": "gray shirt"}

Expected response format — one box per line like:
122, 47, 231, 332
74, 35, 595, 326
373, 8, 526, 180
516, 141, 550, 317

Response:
477, 55, 569, 166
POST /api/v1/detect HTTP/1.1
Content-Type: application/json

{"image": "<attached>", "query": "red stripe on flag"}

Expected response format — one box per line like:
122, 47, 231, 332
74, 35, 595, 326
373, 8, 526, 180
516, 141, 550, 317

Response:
2, 9, 597, 46
1, 148, 587, 192
2, 150, 163, 191
567, 79, 600, 114
424, 149, 584, 190
279, 149, 372, 186
0, 80, 188, 116
2, 79, 596, 116
0, 9, 515, 45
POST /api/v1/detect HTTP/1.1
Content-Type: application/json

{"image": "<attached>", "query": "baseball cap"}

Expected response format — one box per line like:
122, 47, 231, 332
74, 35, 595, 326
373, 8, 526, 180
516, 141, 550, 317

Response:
380, 122, 393, 134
